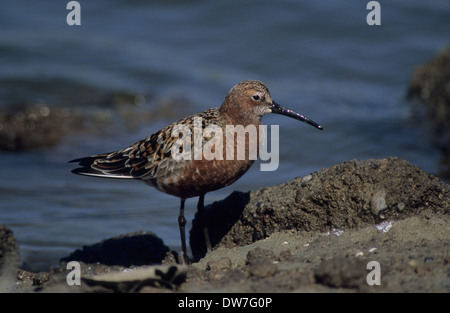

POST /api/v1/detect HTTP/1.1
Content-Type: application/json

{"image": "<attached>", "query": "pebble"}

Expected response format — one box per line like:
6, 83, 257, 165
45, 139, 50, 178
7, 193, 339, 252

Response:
246, 247, 277, 265
397, 202, 406, 212
371, 190, 387, 215
278, 250, 293, 262
206, 257, 232, 272
301, 175, 313, 187
248, 260, 278, 278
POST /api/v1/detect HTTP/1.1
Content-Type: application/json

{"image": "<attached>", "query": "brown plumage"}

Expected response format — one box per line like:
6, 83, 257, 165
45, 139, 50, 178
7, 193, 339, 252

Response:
70, 80, 323, 263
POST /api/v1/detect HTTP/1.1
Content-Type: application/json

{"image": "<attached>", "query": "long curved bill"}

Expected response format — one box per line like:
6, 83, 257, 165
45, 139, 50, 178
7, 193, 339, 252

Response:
271, 101, 323, 130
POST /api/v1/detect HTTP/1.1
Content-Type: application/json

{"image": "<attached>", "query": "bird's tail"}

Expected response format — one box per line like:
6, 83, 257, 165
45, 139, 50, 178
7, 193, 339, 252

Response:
69, 152, 134, 179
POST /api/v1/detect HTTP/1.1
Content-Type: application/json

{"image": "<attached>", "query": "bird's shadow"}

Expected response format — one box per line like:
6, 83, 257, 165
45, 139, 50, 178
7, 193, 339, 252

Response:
59, 192, 249, 267
189, 191, 250, 260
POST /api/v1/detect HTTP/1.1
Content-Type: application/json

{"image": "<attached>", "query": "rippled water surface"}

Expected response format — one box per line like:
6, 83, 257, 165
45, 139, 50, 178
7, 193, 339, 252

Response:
0, 0, 449, 271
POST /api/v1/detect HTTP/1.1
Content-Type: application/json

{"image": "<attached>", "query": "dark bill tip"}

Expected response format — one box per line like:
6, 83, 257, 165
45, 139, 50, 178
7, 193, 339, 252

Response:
271, 102, 323, 130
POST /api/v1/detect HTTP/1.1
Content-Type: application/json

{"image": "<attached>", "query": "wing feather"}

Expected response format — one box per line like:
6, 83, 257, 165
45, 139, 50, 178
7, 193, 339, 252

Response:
68, 109, 219, 180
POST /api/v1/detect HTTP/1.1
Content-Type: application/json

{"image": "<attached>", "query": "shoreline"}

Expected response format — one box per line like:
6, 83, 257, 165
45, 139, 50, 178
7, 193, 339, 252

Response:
1, 157, 448, 292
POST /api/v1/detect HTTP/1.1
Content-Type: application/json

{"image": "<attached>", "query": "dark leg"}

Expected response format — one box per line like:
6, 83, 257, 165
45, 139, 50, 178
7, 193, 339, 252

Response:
178, 199, 188, 264
197, 194, 212, 252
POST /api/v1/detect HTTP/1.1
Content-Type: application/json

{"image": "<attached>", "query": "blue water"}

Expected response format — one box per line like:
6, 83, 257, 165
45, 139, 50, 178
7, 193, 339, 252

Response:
0, 0, 449, 271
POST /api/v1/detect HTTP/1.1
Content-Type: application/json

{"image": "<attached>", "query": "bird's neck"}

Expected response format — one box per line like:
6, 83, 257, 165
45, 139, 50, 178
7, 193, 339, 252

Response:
219, 104, 262, 127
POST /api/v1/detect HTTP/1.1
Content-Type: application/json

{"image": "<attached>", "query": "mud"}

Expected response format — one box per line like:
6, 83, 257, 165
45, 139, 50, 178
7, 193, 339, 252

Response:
1, 157, 448, 293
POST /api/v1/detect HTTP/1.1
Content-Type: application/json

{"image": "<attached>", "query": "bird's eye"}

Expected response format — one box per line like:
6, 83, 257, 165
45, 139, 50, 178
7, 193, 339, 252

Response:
252, 95, 260, 101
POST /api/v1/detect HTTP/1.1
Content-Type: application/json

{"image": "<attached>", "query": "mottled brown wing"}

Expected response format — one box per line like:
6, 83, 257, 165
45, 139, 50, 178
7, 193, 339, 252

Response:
120, 125, 188, 180
70, 118, 192, 180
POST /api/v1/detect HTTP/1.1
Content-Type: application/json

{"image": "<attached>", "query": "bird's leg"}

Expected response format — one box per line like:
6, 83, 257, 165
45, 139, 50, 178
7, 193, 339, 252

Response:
197, 194, 212, 252
178, 199, 189, 264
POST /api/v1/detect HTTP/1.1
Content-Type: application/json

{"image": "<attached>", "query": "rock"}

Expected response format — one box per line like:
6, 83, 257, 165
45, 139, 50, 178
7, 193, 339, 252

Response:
407, 45, 450, 177
191, 157, 449, 256
371, 189, 387, 216
60, 231, 170, 267
248, 259, 278, 278
0, 103, 72, 151
0, 225, 19, 270
246, 248, 278, 279
16, 270, 50, 288
278, 250, 293, 263
0, 84, 191, 151
206, 257, 232, 272
314, 257, 366, 289
0, 225, 21, 292
246, 247, 277, 265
